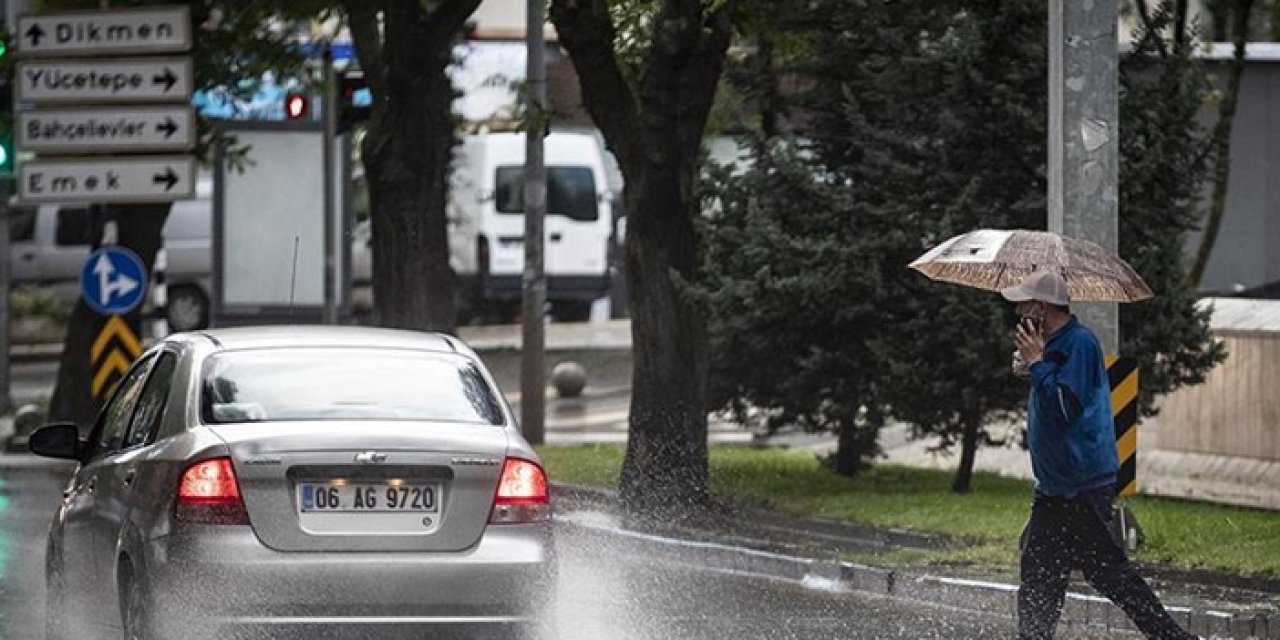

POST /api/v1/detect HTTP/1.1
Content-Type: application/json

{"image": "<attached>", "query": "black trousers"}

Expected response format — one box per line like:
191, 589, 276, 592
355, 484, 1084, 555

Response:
1017, 485, 1195, 640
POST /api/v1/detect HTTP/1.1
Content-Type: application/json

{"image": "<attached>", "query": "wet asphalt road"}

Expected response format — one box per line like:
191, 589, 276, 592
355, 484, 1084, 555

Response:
0, 465, 1031, 640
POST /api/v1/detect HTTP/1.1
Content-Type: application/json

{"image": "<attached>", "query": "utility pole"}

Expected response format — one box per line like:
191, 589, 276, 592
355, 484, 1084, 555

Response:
322, 46, 338, 325
520, 0, 548, 445
0, 176, 13, 413
1048, 0, 1119, 354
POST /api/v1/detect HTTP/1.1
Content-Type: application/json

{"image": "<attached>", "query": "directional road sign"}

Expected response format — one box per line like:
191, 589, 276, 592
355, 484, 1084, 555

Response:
18, 106, 196, 154
17, 6, 192, 57
15, 56, 192, 104
19, 155, 196, 203
81, 246, 148, 315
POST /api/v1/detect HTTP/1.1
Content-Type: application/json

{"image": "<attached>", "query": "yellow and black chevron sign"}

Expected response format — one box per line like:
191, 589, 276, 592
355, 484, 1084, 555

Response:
91, 315, 142, 398
1106, 356, 1139, 497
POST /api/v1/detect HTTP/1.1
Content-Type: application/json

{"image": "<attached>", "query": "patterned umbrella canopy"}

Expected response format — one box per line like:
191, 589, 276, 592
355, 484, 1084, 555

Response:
908, 229, 1154, 303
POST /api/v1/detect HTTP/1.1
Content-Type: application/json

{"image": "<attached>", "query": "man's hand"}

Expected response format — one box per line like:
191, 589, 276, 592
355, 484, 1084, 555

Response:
1015, 320, 1045, 366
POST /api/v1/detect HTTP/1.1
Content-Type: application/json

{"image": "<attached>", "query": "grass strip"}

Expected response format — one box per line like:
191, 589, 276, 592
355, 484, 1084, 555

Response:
537, 443, 1280, 577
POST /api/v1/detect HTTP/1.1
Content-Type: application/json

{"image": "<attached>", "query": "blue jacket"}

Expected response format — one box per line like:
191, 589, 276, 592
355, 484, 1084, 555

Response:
1026, 316, 1118, 497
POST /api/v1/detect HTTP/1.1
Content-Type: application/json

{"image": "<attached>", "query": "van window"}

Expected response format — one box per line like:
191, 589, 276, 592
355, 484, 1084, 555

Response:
55, 208, 93, 246
495, 166, 599, 222
9, 207, 36, 242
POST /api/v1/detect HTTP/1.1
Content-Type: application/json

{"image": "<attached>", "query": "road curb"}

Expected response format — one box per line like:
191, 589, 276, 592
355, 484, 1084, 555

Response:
553, 482, 1278, 639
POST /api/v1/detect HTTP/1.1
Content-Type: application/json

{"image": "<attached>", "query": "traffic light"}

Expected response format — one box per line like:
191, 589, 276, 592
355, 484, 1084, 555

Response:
285, 92, 309, 120
338, 73, 370, 133
0, 134, 11, 175
1, 31, 11, 175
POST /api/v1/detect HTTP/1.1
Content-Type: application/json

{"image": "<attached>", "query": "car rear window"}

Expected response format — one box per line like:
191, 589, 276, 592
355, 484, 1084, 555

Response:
200, 349, 505, 425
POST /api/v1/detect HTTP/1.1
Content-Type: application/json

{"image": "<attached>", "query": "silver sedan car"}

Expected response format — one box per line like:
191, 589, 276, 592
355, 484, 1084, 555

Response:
30, 326, 554, 640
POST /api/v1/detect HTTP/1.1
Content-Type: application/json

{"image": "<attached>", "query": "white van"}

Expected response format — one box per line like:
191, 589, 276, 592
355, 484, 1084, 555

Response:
448, 130, 615, 321
8, 180, 215, 331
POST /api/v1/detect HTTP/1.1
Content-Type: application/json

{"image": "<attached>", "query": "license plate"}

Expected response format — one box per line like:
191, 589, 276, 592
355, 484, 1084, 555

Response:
298, 482, 439, 513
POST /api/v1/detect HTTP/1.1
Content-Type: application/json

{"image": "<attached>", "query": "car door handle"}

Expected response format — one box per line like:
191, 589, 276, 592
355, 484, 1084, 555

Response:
550, 233, 562, 242
20, 253, 35, 262
123, 469, 137, 488
82, 478, 97, 495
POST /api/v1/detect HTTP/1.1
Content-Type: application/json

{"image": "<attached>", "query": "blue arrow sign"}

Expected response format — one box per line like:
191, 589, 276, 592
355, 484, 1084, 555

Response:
81, 247, 148, 315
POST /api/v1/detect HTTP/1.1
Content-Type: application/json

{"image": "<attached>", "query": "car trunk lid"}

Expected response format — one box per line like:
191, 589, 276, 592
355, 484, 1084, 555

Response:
209, 422, 509, 552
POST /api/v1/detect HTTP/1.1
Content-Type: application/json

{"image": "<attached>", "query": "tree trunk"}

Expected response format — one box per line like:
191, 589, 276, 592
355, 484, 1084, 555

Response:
618, 160, 711, 513
834, 409, 875, 476
951, 412, 983, 494
1190, 0, 1254, 287
49, 205, 169, 430
550, 0, 732, 516
345, 0, 482, 333
362, 76, 456, 332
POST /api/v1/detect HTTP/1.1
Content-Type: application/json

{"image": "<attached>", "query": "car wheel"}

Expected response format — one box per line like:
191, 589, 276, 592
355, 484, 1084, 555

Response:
45, 550, 69, 640
166, 286, 209, 332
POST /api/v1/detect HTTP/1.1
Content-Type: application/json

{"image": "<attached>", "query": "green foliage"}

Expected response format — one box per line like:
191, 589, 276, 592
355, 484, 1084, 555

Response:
703, 0, 1047, 480
1118, 6, 1228, 415
607, 0, 655, 87
9, 286, 73, 323
700, 142, 888, 472
702, 0, 1226, 489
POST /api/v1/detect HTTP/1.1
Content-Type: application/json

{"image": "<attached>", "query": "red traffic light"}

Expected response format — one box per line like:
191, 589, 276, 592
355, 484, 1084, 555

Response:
285, 93, 309, 120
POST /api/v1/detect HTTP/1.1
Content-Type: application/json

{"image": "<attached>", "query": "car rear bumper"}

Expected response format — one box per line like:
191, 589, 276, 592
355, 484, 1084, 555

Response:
139, 523, 554, 636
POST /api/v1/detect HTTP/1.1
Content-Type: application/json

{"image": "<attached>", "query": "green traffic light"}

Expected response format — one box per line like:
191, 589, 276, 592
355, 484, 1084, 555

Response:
0, 39, 7, 59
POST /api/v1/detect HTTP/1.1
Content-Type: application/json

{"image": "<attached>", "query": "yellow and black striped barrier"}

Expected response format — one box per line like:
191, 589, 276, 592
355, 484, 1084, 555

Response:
1106, 356, 1138, 497
91, 315, 142, 399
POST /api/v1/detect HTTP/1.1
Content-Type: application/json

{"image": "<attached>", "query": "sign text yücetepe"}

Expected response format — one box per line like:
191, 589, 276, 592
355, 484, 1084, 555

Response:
24, 67, 147, 94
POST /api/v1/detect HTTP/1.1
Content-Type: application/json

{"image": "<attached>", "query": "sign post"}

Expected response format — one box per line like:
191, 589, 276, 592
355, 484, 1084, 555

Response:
14, 4, 194, 401
80, 247, 147, 397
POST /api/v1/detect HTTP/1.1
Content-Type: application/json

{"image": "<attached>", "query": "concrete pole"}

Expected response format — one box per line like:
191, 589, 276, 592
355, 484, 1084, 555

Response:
520, 0, 548, 445
1048, 0, 1120, 355
0, 176, 13, 413
322, 47, 338, 325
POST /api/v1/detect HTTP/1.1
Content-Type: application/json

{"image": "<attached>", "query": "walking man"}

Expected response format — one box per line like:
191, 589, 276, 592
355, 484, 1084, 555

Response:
1004, 270, 1195, 640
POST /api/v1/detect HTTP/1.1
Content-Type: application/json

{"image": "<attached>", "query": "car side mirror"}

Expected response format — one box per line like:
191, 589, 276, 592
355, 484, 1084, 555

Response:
29, 423, 85, 462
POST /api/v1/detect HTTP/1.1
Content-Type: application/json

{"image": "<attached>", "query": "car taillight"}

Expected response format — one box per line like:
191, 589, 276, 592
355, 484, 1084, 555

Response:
490, 457, 550, 524
176, 457, 249, 525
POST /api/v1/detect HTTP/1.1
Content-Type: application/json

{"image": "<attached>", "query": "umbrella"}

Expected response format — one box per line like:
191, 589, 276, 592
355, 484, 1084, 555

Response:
908, 229, 1154, 303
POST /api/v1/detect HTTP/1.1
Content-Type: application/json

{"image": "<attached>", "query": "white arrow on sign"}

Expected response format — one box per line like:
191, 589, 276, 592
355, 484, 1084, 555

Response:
18, 156, 197, 204
15, 57, 193, 104
17, 6, 191, 57
18, 106, 196, 154
93, 253, 140, 308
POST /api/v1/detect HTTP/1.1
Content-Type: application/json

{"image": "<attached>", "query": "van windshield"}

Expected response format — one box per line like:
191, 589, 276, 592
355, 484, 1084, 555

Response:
495, 166, 599, 222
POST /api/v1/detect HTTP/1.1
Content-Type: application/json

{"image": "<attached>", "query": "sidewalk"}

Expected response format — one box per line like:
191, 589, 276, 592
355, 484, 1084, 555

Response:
555, 483, 1280, 639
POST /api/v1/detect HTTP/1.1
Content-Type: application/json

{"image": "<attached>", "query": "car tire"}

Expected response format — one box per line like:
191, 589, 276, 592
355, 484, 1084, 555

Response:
45, 548, 69, 640
166, 286, 209, 332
